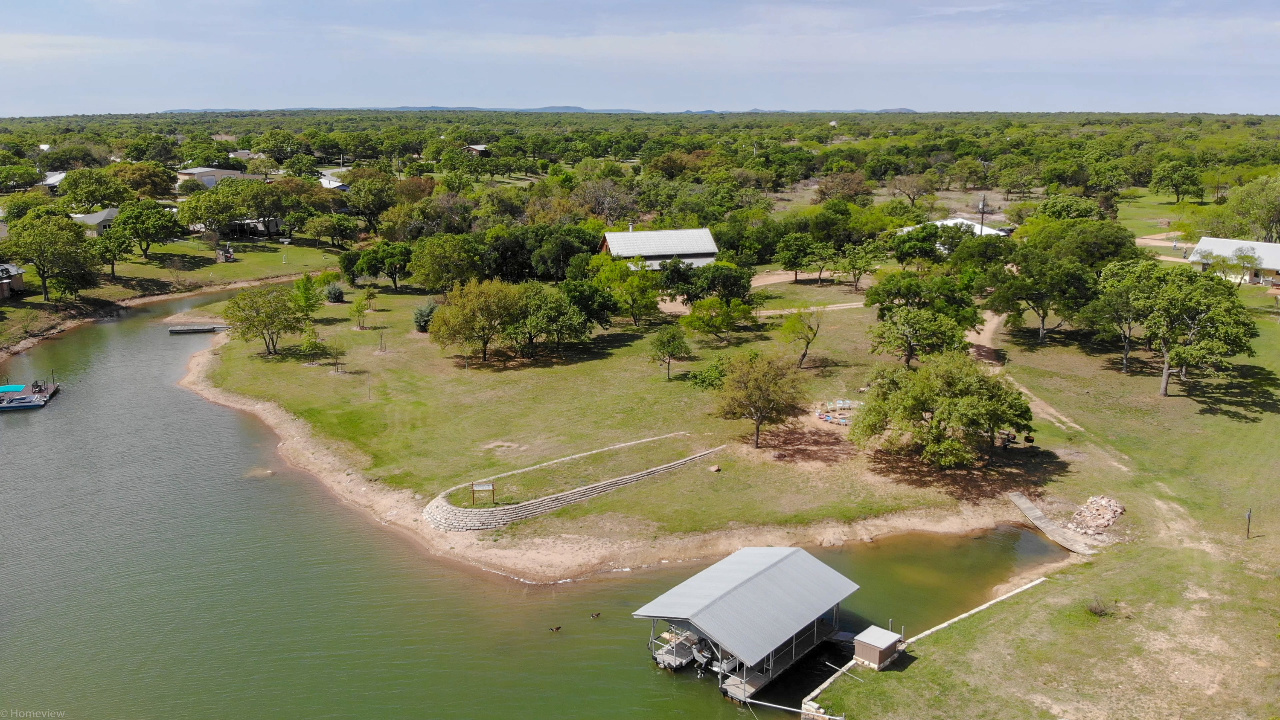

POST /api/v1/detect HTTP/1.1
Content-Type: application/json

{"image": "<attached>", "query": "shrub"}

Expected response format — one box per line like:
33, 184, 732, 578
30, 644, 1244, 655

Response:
413, 302, 437, 333
687, 353, 729, 390
324, 283, 344, 303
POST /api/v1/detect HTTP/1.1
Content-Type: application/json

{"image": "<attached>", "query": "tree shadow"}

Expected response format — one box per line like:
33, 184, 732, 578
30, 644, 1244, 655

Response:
754, 423, 858, 464
1003, 326, 1088, 354
448, 330, 647, 371
148, 254, 216, 271
867, 447, 1069, 502
1181, 363, 1280, 422
110, 275, 174, 295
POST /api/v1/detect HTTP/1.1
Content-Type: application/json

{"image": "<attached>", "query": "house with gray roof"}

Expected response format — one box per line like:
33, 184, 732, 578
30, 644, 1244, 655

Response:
71, 208, 120, 237
634, 547, 858, 702
602, 227, 719, 269
0, 263, 25, 299
1190, 237, 1280, 285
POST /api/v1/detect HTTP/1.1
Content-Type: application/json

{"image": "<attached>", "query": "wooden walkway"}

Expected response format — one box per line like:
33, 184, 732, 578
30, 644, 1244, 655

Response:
1007, 492, 1096, 555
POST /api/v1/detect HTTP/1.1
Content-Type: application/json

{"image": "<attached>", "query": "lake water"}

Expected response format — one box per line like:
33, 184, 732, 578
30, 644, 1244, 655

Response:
0, 295, 1066, 719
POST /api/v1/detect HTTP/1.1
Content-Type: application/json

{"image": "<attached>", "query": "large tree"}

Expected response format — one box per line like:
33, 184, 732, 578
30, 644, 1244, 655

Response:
106, 161, 177, 199
1, 210, 97, 300
88, 227, 134, 279
1079, 259, 1159, 373
428, 278, 521, 363
869, 308, 968, 367
224, 285, 306, 355
984, 246, 1095, 341
346, 178, 397, 235
114, 199, 186, 259
773, 232, 813, 282
1140, 265, 1257, 397
59, 168, 133, 212
866, 270, 980, 329
1149, 161, 1203, 203
850, 352, 1033, 468
715, 352, 808, 449
409, 233, 486, 291
681, 297, 754, 343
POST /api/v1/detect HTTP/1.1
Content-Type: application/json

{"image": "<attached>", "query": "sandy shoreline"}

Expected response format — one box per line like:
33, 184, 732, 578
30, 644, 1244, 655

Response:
0, 273, 304, 364
178, 331, 1079, 586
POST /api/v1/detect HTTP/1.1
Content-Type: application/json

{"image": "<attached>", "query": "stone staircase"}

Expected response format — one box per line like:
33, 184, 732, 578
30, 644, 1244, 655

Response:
423, 446, 725, 532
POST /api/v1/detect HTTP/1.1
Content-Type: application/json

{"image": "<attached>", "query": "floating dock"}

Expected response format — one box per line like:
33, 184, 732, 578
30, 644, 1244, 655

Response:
0, 381, 60, 411
168, 325, 231, 334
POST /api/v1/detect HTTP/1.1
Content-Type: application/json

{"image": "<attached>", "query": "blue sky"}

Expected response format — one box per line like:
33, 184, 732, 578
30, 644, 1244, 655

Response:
2, 1, 1278, 117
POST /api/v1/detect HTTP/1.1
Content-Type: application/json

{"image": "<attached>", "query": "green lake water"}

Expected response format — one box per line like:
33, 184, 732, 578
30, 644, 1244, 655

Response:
0, 295, 1067, 719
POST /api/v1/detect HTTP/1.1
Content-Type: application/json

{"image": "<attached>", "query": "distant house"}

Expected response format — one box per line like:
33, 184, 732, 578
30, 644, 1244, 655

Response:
899, 217, 1007, 237
71, 208, 120, 237
319, 176, 349, 191
228, 150, 265, 161
40, 171, 66, 190
601, 228, 719, 269
1190, 237, 1280, 285
0, 263, 25, 299
176, 167, 255, 188
463, 145, 492, 157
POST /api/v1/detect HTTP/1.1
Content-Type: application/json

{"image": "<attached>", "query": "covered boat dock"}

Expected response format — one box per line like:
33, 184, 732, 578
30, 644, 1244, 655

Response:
634, 547, 858, 702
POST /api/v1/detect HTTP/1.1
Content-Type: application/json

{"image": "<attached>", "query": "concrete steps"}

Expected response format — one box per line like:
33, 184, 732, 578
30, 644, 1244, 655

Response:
423, 446, 725, 532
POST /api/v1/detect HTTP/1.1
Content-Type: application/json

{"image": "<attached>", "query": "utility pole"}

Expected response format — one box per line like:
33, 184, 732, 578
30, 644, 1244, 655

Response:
978, 194, 988, 233
1246, 508, 1252, 539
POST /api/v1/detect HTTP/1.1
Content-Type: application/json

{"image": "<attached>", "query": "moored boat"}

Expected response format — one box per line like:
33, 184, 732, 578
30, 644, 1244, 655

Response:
0, 381, 60, 411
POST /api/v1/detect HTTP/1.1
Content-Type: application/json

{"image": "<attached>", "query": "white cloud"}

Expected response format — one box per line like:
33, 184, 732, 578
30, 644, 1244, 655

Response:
0, 33, 194, 63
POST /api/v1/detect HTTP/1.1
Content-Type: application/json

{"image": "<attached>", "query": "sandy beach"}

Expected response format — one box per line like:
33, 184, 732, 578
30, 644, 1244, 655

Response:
178, 331, 1067, 586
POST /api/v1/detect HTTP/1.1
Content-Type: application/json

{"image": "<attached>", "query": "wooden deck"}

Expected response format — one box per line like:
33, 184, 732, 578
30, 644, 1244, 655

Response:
1008, 492, 1097, 555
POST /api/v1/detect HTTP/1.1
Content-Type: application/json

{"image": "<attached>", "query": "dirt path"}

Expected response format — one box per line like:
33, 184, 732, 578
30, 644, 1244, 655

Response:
968, 312, 1131, 472
756, 302, 863, 317
751, 270, 823, 286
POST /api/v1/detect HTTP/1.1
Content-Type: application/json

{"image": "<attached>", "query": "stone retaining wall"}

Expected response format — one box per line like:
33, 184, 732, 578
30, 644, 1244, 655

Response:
423, 446, 726, 532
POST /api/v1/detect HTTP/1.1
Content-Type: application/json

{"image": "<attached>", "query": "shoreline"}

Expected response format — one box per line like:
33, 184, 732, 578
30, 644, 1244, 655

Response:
180, 332, 1073, 586
0, 273, 304, 364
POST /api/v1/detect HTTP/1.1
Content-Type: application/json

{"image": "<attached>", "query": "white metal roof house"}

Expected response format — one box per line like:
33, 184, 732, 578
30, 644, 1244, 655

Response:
634, 547, 858, 702
176, 167, 255, 188
602, 228, 719, 269
1190, 237, 1280, 285
899, 217, 1006, 237
40, 171, 66, 189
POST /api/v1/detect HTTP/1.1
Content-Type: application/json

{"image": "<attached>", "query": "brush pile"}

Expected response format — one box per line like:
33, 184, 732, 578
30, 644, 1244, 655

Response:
1066, 496, 1125, 535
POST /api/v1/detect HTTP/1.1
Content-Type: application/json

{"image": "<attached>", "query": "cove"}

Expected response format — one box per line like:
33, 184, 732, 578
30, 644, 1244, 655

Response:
0, 295, 1066, 719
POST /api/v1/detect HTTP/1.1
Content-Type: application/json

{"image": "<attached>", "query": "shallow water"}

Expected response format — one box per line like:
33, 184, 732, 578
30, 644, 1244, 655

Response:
0, 295, 1066, 719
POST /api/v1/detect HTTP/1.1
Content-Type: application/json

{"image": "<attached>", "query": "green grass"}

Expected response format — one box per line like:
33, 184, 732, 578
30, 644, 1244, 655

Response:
209, 283, 965, 534
755, 278, 867, 310
1116, 188, 1209, 238
1, 236, 339, 348
819, 289, 1280, 720
444, 433, 709, 507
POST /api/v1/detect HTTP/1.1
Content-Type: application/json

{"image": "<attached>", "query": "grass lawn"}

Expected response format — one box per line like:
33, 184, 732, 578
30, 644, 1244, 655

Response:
208, 283, 980, 535
1116, 189, 1209, 238
818, 289, 1280, 720
755, 277, 869, 311
1, 236, 339, 349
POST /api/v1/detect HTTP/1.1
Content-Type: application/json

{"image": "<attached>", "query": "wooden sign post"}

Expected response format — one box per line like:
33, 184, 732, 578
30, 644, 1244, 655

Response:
471, 481, 495, 506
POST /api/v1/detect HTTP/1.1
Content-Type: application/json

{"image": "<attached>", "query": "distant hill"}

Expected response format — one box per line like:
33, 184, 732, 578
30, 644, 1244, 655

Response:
161, 105, 915, 115
162, 105, 647, 114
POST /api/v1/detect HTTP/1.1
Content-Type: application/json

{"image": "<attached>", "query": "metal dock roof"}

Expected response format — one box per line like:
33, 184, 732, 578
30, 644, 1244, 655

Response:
633, 547, 858, 666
